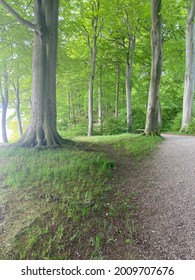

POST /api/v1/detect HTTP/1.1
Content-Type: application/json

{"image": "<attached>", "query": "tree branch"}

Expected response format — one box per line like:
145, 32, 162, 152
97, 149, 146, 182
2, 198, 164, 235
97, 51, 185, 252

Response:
0, 0, 36, 31
82, 25, 92, 50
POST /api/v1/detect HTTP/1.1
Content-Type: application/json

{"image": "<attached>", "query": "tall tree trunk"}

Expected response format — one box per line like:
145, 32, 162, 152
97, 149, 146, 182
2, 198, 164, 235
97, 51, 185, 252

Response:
83, 0, 102, 137
145, 0, 163, 136
18, 0, 63, 147
181, 0, 195, 131
0, 73, 8, 143
14, 80, 23, 137
98, 69, 103, 127
68, 92, 75, 125
88, 42, 97, 137
115, 65, 120, 118
122, 83, 126, 108
0, 0, 64, 148
126, 35, 135, 132
158, 99, 162, 128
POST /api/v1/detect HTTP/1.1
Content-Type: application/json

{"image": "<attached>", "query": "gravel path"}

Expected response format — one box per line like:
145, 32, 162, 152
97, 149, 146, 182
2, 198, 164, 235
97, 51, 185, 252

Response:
130, 134, 195, 260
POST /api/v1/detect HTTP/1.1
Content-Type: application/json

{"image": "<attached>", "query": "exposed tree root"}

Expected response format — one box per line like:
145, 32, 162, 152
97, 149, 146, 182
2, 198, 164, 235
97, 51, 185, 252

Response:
143, 132, 161, 136
14, 128, 73, 149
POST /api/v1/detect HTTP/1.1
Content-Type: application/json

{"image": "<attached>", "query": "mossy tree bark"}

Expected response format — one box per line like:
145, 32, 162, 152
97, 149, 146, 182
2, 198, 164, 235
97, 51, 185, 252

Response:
145, 0, 163, 136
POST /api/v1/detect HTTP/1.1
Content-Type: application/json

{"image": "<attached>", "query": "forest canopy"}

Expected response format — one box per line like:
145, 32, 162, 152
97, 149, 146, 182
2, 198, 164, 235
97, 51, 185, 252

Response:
0, 0, 194, 146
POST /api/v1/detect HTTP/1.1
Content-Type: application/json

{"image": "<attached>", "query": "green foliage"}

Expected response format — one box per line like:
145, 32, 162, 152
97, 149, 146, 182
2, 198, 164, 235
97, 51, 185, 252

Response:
0, 0, 188, 140
102, 110, 127, 135
185, 117, 195, 134
132, 108, 146, 131
170, 112, 183, 132
60, 123, 88, 138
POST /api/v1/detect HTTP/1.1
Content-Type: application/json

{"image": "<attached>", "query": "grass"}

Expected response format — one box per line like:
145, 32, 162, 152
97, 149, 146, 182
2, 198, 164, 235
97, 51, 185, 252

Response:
0, 133, 163, 260
77, 133, 163, 159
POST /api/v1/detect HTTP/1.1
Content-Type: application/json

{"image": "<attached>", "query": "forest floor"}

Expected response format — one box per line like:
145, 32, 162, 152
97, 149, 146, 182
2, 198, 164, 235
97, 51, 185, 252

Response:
102, 134, 195, 259
0, 134, 195, 259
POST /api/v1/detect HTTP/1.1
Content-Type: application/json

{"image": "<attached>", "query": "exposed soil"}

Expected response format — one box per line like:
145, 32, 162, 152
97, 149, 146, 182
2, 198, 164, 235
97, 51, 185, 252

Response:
99, 134, 195, 260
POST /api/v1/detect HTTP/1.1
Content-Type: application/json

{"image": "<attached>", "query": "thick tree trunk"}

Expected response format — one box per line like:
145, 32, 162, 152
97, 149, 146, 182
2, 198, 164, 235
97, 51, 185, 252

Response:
18, 0, 63, 148
88, 43, 97, 137
115, 65, 120, 118
126, 36, 135, 132
181, 0, 195, 131
0, 74, 8, 143
145, 0, 163, 136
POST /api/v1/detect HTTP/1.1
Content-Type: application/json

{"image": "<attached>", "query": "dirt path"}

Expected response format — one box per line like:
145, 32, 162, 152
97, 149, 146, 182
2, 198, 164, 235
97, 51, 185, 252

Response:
107, 134, 195, 260
1, 135, 195, 260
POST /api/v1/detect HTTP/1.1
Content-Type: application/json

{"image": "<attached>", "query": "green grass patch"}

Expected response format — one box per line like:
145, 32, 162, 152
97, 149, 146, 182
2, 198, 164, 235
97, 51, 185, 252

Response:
0, 134, 162, 259
77, 133, 163, 159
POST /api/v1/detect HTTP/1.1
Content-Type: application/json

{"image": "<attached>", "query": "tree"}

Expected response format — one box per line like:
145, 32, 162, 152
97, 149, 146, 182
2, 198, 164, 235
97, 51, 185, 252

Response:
0, 0, 64, 147
145, 0, 163, 135
81, 0, 104, 136
181, 0, 195, 131
0, 72, 8, 143
12, 79, 23, 137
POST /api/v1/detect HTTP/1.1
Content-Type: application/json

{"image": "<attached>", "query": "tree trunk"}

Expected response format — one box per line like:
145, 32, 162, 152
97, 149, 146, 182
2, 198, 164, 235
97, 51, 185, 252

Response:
88, 43, 97, 137
115, 65, 120, 118
181, 0, 195, 131
14, 80, 23, 137
126, 61, 132, 132
68, 92, 76, 125
18, 0, 63, 147
0, 74, 8, 143
145, 0, 163, 136
98, 69, 103, 127
126, 35, 135, 132
84, 0, 102, 137
158, 99, 162, 128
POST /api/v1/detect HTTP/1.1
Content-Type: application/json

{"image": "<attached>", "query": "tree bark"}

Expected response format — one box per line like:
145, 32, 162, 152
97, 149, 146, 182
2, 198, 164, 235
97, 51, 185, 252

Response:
83, 0, 102, 137
115, 65, 120, 118
68, 92, 75, 125
145, 0, 163, 136
158, 99, 162, 128
98, 68, 103, 127
13, 80, 23, 137
126, 35, 135, 132
19, 0, 63, 147
0, 0, 65, 148
88, 42, 97, 136
0, 73, 8, 143
181, 0, 195, 131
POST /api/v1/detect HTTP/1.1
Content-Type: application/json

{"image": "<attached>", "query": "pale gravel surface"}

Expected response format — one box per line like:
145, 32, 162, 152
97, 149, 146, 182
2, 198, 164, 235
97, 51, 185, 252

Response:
129, 134, 195, 260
